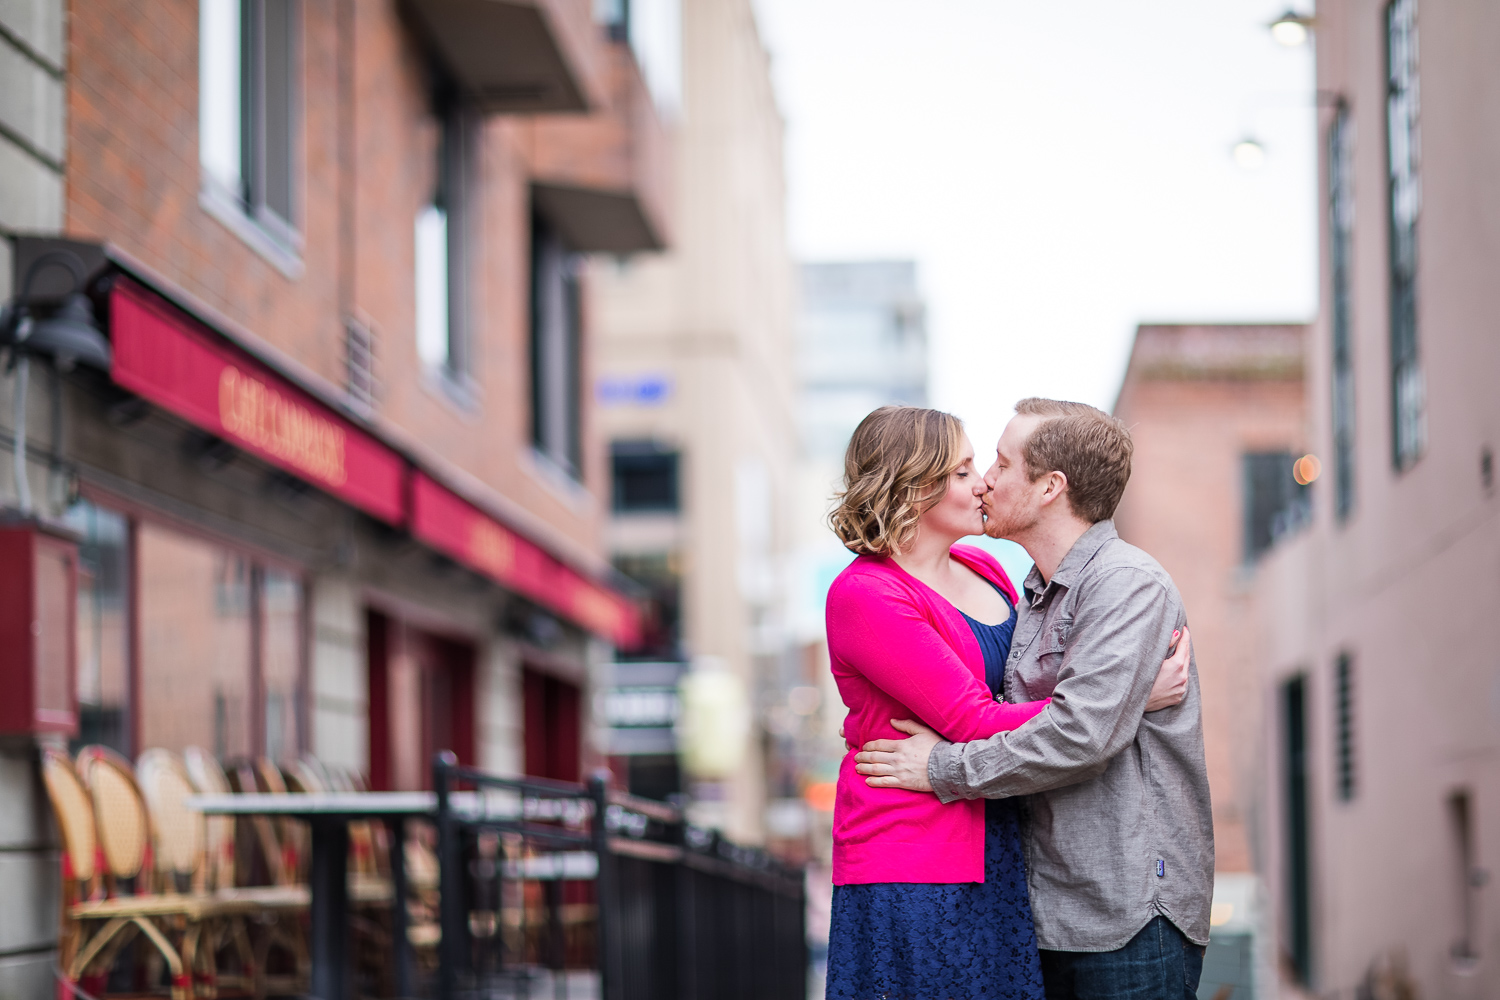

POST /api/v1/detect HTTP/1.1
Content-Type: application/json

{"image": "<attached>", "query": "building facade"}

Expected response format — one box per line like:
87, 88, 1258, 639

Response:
590, 0, 797, 845
0, 0, 668, 986
1113, 322, 1309, 1000
0, 0, 68, 992
1249, 1, 1500, 996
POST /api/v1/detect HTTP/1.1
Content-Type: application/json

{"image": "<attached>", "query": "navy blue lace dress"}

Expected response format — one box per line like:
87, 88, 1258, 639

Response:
825, 585, 1046, 1000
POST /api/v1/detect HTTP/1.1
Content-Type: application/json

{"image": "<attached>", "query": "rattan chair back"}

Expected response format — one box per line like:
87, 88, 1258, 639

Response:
76, 745, 150, 884
136, 749, 202, 883
182, 746, 237, 891
40, 748, 97, 886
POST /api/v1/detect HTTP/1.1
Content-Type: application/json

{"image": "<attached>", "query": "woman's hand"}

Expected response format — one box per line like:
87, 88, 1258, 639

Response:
1145, 627, 1191, 712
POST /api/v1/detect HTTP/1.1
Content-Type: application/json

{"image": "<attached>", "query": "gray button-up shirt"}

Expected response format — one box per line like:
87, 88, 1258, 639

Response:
928, 520, 1214, 951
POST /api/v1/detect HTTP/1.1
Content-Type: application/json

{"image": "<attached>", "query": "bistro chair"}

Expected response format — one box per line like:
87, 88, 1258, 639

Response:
182, 747, 237, 893
44, 745, 205, 1000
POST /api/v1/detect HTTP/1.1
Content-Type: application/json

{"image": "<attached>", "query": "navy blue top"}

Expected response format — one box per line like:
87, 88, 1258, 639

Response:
959, 578, 1018, 697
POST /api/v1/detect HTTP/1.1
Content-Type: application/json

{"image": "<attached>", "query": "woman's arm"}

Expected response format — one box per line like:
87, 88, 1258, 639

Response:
827, 575, 1048, 744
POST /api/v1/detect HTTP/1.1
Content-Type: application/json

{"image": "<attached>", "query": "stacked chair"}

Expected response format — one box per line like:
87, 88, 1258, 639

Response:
43, 746, 311, 999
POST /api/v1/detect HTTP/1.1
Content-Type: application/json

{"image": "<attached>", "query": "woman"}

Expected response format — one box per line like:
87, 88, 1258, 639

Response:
823, 406, 1188, 1000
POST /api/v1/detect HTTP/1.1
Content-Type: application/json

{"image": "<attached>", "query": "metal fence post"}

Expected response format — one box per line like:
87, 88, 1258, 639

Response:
588, 772, 622, 1000
435, 751, 461, 1000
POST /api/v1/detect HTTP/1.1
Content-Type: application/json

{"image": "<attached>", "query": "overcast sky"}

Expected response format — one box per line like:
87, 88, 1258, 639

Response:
753, 0, 1320, 460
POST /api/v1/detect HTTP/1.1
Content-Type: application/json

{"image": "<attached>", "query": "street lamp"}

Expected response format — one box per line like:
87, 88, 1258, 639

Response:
0, 249, 112, 512
1269, 10, 1315, 47
1233, 138, 1267, 170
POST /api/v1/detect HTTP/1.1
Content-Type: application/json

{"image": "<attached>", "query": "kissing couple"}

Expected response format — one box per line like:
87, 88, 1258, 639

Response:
822, 399, 1213, 1000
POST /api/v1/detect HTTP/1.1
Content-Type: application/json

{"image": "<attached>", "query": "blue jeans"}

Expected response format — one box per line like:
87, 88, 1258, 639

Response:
1039, 917, 1204, 1000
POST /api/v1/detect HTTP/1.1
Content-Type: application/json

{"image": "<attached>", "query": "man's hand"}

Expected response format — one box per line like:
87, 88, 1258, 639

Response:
1145, 627, 1191, 712
854, 718, 940, 791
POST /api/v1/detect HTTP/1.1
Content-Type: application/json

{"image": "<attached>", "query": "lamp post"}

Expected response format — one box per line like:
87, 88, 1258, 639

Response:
0, 250, 112, 514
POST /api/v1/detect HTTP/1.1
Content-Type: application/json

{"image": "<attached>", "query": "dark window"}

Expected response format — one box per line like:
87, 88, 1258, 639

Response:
1329, 104, 1356, 520
597, 0, 629, 41
1281, 675, 1313, 985
1243, 452, 1310, 561
198, 0, 299, 241
611, 442, 680, 513
1386, 0, 1423, 469
612, 551, 682, 662
415, 101, 475, 380
1334, 654, 1355, 801
1450, 790, 1480, 961
530, 214, 583, 477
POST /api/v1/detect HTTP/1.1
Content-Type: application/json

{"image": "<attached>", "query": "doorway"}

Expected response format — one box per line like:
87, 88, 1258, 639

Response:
368, 609, 476, 790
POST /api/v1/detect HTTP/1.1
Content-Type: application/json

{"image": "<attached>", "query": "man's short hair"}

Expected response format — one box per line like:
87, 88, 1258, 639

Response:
1014, 398, 1133, 523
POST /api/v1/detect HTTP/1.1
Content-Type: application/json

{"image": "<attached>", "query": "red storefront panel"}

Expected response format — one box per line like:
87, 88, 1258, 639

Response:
410, 473, 640, 648
108, 278, 406, 524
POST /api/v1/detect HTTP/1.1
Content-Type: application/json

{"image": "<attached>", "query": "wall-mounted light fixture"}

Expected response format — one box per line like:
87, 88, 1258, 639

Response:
1269, 10, 1315, 47
0, 250, 112, 513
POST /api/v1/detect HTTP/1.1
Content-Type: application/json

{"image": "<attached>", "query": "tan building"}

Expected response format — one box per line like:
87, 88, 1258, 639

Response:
590, 0, 797, 845
1246, 1, 1500, 996
1113, 322, 1309, 1000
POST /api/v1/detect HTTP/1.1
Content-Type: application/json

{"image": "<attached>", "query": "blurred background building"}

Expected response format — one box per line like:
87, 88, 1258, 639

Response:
1114, 321, 1309, 1000
1241, 1, 1500, 997
590, 0, 797, 845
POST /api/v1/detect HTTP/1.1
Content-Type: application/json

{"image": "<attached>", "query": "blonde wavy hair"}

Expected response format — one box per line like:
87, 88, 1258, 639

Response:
829, 406, 966, 556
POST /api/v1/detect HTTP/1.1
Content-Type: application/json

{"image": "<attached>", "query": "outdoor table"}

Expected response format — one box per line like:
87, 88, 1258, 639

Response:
187, 791, 437, 1000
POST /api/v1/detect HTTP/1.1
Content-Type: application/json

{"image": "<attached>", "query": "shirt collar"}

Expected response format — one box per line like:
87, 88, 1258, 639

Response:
1022, 519, 1119, 604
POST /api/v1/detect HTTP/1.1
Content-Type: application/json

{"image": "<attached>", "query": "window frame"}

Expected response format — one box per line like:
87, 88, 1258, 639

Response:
198, 0, 305, 275
74, 486, 310, 761
529, 212, 585, 480
1385, 0, 1423, 471
1328, 103, 1356, 521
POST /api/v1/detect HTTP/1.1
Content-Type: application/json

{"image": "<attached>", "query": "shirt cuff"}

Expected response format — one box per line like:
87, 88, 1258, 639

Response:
928, 740, 970, 804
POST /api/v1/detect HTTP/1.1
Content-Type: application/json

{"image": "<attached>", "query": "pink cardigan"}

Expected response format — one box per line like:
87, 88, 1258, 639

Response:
826, 544, 1050, 884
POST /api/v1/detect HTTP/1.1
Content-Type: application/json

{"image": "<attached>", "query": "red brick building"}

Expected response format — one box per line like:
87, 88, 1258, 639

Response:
0, 0, 668, 982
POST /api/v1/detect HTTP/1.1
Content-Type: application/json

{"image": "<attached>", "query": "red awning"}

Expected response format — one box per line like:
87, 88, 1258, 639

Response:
106, 277, 638, 646
411, 472, 639, 648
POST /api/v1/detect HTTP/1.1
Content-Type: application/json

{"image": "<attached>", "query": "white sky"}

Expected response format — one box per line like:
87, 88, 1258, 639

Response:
753, 0, 1320, 460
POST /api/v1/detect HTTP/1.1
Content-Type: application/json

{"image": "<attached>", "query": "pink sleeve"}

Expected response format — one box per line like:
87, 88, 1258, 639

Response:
827, 574, 1049, 743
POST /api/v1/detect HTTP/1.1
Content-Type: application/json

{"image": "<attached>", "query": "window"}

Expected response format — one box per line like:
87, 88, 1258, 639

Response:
530, 214, 583, 477
1281, 675, 1312, 985
415, 104, 474, 382
1386, 0, 1423, 470
64, 501, 131, 757
1329, 105, 1356, 520
611, 441, 680, 513
1334, 654, 1355, 801
1449, 790, 1480, 962
70, 500, 309, 761
1243, 452, 1311, 562
199, 0, 299, 247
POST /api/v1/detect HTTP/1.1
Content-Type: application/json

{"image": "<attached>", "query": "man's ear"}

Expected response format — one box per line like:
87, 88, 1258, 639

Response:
1038, 470, 1069, 507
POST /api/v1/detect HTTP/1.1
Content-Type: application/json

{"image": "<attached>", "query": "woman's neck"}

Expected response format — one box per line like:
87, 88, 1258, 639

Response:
890, 527, 961, 585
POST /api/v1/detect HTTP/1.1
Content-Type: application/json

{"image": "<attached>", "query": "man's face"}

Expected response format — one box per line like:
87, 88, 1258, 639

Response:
981, 415, 1047, 539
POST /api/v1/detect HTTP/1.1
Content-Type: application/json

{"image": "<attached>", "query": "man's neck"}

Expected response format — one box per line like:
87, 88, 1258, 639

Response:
1014, 516, 1094, 585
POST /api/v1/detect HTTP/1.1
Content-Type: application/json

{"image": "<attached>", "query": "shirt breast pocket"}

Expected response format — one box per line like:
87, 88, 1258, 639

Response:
1037, 616, 1071, 680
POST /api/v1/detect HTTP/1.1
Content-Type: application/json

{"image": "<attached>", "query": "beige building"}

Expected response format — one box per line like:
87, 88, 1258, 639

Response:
1247, 1, 1500, 996
590, 0, 797, 844
1113, 322, 1309, 1000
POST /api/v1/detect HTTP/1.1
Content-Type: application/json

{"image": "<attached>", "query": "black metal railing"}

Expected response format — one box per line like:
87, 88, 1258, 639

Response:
432, 752, 806, 1000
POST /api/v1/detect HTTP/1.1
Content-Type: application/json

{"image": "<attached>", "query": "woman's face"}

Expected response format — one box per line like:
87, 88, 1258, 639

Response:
919, 436, 987, 541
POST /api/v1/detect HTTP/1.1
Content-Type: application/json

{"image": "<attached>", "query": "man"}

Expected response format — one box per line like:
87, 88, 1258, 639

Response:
854, 398, 1213, 1000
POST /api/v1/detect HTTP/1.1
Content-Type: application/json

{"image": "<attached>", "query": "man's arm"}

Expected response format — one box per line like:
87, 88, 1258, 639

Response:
857, 567, 1181, 801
